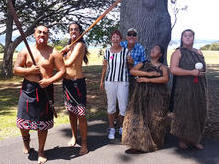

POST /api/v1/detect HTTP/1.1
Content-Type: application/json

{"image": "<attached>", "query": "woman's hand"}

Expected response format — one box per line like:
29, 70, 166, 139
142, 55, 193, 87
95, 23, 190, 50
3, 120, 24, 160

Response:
100, 81, 104, 91
191, 69, 206, 77
61, 45, 71, 55
147, 71, 160, 77
136, 77, 150, 83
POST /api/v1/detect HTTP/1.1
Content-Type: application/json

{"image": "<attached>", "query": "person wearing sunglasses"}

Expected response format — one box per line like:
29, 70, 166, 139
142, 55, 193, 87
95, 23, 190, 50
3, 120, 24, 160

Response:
120, 28, 147, 97
121, 28, 147, 66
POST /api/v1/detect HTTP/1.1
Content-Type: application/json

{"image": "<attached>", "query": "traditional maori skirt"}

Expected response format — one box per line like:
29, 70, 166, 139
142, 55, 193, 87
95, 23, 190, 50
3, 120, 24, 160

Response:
122, 63, 170, 152
16, 79, 54, 130
63, 78, 87, 117
170, 47, 208, 144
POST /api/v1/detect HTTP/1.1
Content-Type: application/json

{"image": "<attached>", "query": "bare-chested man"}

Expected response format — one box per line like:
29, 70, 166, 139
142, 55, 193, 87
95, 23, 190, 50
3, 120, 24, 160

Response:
13, 25, 65, 164
62, 22, 89, 155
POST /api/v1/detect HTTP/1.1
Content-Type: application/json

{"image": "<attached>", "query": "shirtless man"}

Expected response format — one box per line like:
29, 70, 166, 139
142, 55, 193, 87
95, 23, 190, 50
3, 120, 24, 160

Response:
62, 22, 89, 155
13, 25, 65, 164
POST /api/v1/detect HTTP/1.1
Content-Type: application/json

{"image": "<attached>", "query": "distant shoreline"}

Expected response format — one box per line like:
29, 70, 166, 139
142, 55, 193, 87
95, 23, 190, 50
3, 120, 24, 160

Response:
0, 35, 218, 51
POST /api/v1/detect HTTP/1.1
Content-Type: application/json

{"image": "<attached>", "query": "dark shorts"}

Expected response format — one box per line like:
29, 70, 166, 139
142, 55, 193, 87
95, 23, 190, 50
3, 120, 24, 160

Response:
63, 78, 87, 117
17, 79, 54, 130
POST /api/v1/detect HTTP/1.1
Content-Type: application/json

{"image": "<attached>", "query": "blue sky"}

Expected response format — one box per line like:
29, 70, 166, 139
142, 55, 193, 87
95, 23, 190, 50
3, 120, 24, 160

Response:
1, 0, 219, 50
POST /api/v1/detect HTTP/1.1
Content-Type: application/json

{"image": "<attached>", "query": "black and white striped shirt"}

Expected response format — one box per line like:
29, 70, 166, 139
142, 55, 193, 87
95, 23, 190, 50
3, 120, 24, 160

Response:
104, 48, 129, 82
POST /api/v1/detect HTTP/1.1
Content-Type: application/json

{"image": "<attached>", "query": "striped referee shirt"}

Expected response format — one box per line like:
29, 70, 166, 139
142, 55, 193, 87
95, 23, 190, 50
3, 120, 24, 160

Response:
104, 48, 129, 82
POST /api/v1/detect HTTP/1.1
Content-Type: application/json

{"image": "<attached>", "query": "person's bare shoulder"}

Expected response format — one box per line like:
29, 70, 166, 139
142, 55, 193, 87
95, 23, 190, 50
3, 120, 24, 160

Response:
17, 47, 30, 58
51, 47, 60, 58
170, 49, 182, 61
75, 42, 85, 49
173, 48, 181, 56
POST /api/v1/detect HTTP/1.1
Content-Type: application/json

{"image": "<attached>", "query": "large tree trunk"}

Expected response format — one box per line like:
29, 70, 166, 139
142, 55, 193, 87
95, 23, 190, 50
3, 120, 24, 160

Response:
120, 0, 171, 64
1, 0, 16, 78
2, 40, 22, 78
1, 0, 40, 78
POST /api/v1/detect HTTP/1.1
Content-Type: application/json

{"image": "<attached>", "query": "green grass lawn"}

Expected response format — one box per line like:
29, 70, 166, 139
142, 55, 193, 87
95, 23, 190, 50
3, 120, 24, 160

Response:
0, 49, 218, 140
1, 50, 219, 65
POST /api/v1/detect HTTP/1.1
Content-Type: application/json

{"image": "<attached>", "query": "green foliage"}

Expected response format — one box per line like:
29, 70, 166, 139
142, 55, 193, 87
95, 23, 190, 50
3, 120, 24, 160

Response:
51, 18, 120, 55
51, 38, 69, 50
0, 44, 4, 53
86, 18, 120, 47
85, 17, 119, 56
201, 42, 219, 51
0, 0, 117, 41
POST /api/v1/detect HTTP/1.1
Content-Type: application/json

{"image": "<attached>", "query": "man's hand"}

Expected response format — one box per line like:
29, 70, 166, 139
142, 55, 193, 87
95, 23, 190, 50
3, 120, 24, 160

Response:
29, 65, 40, 74
39, 78, 52, 88
127, 56, 134, 64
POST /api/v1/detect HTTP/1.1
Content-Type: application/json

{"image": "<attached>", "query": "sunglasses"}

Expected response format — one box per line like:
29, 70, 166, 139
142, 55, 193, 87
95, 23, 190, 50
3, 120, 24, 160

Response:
127, 33, 137, 37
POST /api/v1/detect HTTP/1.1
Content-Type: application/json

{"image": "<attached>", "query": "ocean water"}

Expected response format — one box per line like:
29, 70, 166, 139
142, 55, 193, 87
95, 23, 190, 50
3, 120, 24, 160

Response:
0, 35, 217, 51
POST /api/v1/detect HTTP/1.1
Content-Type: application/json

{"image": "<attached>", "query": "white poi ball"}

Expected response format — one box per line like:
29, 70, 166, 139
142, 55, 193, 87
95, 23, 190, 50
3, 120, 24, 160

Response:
195, 62, 203, 70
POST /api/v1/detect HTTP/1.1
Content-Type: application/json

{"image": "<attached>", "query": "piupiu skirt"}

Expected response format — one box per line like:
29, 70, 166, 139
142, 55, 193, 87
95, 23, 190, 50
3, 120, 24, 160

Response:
16, 79, 54, 130
63, 78, 87, 117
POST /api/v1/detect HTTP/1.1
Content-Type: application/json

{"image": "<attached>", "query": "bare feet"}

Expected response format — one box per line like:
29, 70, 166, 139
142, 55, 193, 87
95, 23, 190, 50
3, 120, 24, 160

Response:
79, 145, 89, 156
167, 112, 175, 119
38, 152, 47, 164
179, 141, 188, 149
68, 137, 76, 147
195, 144, 204, 150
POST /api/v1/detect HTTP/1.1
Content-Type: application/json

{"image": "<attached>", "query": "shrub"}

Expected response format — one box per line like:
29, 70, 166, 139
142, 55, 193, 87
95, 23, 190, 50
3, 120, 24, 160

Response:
201, 42, 219, 51
0, 44, 4, 53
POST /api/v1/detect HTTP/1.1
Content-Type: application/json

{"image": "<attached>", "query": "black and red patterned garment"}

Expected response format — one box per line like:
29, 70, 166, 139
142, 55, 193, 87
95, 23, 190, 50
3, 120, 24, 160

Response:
17, 79, 54, 130
63, 78, 87, 117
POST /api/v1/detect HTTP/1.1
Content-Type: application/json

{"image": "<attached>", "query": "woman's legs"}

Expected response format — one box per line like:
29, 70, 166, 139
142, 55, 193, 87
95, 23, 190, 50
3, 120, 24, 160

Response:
20, 129, 30, 154
68, 113, 77, 146
105, 81, 118, 139
108, 113, 116, 128
69, 112, 88, 155
117, 82, 129, 133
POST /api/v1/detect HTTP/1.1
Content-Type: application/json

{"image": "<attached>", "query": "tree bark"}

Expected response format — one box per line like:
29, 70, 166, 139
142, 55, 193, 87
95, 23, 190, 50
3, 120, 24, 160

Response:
120, 0, 171, 64
1, 1, 46, 78
1, 0, 15, 78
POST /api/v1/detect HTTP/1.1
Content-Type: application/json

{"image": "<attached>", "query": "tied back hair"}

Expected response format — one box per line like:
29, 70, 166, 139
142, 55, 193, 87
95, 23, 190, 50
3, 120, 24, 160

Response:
68, 21, 89, 64
153, 44, 165, 64
180, 29, 195, 47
